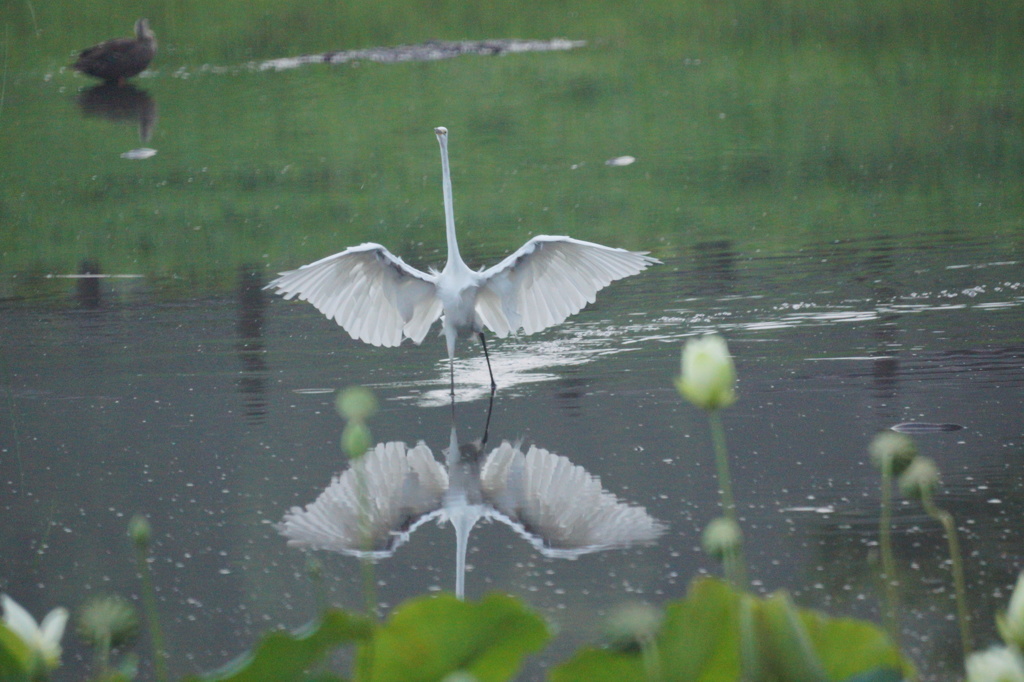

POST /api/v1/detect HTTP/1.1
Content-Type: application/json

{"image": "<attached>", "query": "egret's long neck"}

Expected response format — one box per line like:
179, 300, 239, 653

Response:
437, 132, 463, 271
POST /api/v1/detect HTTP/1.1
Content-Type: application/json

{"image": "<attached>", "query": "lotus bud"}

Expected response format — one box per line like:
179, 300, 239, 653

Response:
127, 514, 152, 550
342, 422, 373, 460
336, 387, 378, 422
965, 646, 1024, 682
998, 571, 1024, 650
702, 517, 743, 561
676, 335, 737, 411
77, 595, 139, 650
898, 456, 940, 500
603, 602, 662, 650
869, 432, 917, 477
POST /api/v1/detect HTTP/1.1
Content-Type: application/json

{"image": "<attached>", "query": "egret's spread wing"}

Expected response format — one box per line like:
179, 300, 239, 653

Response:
266, 243, 442, 347
476, 236, 659, 336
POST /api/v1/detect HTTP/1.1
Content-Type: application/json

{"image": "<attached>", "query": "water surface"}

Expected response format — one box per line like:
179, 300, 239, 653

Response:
1, 2, 1023, 680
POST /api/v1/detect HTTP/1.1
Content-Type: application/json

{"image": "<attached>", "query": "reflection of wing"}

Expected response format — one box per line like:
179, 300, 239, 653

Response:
277, 442, 447, 558
265, 244, 442, 347
475, 237, 659, 337
479, 441, 665, 558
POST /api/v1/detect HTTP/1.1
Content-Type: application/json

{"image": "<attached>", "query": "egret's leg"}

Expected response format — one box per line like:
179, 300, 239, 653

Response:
445, 325, 457, 396
481, 388, 495, 448
478, 332, 496, 390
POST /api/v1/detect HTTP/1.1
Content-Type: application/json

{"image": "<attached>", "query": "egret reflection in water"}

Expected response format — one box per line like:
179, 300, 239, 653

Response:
277, 408, 665, 598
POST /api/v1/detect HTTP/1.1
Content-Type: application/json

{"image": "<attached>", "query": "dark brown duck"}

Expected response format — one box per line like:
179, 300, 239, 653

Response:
74, 18, 157, 84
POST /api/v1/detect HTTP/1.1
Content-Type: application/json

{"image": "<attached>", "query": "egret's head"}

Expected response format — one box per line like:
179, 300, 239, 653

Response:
434, 126, 448, 137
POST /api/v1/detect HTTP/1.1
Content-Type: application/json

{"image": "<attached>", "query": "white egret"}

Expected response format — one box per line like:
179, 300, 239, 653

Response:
266, 127, 659, 389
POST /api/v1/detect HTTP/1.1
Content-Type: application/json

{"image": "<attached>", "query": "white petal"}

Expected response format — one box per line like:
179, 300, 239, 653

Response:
1008, 571, 1024, 624
1, 594, 41, 645
39, 607, 68, 657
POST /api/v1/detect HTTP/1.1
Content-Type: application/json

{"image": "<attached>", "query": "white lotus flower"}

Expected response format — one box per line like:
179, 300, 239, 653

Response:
1000, 571, 1024, 649
966, 646, 1024, 682
1, 594, 69, 671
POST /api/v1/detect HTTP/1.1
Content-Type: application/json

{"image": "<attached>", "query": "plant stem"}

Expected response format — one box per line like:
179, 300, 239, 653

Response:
878, 469, 900, 645
351, 456, 379, 620
708, 411, 736, 515
360, 558, 378, 619
921, 491, 972, 661
708, 410, 747, 587
639, 636, 663, 682
134, 545, 169, 682
306, 555, 328, 615
94, 632, 111, 677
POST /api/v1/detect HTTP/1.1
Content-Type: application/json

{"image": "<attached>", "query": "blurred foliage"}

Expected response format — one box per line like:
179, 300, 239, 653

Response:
186, 593, 547, 682
549, 578, 910, 682
364, 592, 549, 682
0, 621, 31, 682
186, 608, 373, 682
1, 579, 911, 681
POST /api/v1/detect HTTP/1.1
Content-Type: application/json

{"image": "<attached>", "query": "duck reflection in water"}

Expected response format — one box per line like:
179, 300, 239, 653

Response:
76, 83, 157, 158
278, 403, 665, 599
